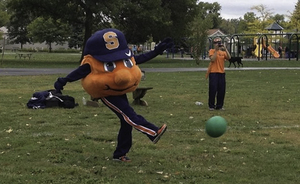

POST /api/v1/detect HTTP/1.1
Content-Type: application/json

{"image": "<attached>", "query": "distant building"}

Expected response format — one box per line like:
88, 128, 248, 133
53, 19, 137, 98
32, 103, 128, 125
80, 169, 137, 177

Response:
207, 29, 227, 38
207, 29, 230, 42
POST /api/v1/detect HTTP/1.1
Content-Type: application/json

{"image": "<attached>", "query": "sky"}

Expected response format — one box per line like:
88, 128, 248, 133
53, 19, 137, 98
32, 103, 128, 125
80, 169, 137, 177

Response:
203, 0, 298, 20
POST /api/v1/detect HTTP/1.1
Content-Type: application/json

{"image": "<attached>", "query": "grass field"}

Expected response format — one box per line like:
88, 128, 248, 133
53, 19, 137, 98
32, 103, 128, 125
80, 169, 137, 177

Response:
1, 53, 300, 183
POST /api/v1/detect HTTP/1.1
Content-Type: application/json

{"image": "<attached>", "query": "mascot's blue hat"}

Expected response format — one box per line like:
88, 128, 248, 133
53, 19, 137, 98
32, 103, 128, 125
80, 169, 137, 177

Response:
84, 28, 132, 62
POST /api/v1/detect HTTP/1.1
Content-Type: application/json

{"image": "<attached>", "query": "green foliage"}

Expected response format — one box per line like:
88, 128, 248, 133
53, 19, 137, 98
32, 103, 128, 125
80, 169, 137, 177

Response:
197, 2, 222, 29
244, 12, 257, 22
113, 0, 167, 43
188, 12, 210, 64
272, 14, 285, 24
3, 0, 300, 60
6, 0, 32, 47
6, 0, 205, 59
159, 0, 199, 42
250, 4, 273, 22
185, 2, 223, 64
219, 4, 297, 34
291, 0, 300, 31
0, 0, 9, 26
27, 17, 70, 52
1, 60, 300, 183
68, 25, 84, 49
113, 0, 200, 43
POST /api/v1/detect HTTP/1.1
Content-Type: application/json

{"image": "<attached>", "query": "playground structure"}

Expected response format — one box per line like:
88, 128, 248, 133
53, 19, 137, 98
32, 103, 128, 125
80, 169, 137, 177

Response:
253, 37, 280, 58
208, 33, 300, 61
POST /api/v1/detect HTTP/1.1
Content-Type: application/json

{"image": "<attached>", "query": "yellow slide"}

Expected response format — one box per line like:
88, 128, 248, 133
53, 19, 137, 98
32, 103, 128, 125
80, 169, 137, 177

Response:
254, 44, 263, 57
254, 44, 280, 58
267, 45, 280, 58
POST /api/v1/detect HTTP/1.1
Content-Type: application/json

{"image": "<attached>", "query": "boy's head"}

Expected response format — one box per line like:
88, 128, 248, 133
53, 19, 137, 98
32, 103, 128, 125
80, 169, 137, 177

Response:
213, 38, 223, 47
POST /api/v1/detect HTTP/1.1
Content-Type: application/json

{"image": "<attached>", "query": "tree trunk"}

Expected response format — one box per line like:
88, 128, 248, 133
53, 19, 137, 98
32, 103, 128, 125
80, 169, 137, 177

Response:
48, 42, 52, 52
80, 7, 93, 62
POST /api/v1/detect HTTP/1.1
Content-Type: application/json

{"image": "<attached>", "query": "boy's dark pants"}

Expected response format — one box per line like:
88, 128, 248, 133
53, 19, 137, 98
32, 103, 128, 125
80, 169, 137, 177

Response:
209, 73, 226, 109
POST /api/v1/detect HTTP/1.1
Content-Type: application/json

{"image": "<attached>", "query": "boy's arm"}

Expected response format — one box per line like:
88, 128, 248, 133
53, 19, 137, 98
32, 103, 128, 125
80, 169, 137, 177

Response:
209, 49, 217, 62
223, 46, 231, 60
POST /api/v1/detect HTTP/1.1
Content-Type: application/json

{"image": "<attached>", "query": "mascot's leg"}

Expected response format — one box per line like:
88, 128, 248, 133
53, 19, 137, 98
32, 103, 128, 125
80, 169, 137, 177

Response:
101, 94, 160, 158
113, 118, 133, 159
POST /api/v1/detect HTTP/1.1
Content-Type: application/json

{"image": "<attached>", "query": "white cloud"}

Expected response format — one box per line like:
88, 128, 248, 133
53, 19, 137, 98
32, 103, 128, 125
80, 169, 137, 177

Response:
203, 0, 297, 19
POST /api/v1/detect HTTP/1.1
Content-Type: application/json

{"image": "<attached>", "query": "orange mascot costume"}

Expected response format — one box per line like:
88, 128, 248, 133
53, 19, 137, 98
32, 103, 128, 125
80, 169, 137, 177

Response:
54, 28, 173, 162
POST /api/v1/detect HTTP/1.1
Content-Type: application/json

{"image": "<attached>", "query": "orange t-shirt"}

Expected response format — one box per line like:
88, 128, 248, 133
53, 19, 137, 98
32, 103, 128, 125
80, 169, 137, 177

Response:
208, 49, 229, 73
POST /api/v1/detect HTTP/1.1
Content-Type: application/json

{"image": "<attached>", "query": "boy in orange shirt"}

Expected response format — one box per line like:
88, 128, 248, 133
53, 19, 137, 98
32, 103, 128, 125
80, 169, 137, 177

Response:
207, 38, 231, 110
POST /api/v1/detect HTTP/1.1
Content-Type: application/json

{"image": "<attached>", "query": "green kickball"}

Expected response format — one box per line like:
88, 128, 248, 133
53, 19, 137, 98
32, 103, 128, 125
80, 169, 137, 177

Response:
205, 116, 227, 138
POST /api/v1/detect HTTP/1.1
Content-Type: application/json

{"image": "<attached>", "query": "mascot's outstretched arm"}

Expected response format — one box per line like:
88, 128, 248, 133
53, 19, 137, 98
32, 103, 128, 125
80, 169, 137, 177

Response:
134, 38, 173, 64
54, 64, 91, 93
54, 37, 173, 94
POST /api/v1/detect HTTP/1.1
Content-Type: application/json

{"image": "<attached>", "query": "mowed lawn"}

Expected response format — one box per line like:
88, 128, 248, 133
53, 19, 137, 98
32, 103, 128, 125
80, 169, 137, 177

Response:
1, 53, 300, 183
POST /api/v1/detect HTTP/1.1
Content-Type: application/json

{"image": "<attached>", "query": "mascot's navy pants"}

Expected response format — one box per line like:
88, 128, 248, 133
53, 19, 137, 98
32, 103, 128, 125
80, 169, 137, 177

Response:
101, 94, 159, 158
209, 73, 226, 109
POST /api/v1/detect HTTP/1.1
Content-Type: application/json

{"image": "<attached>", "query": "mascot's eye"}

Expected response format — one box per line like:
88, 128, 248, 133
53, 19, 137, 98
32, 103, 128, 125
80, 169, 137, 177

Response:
104, 62, 116, 72
123, 59, 133, 68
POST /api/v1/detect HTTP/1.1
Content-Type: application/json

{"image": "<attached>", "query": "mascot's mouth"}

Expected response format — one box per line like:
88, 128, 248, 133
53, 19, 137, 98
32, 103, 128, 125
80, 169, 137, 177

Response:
104, 83, 138, 92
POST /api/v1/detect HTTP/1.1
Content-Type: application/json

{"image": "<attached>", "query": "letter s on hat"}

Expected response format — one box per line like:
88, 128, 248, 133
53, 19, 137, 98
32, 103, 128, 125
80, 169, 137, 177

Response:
103, 31, 120, 50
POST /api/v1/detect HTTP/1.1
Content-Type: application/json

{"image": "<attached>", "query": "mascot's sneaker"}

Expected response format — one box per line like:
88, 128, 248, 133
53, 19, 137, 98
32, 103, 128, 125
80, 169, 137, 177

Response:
153, 124, 167, 144
113, 155, 131, 162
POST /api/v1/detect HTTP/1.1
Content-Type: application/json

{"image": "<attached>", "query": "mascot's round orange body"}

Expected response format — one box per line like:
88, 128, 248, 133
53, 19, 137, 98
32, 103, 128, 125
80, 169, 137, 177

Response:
81, 55, 142, 98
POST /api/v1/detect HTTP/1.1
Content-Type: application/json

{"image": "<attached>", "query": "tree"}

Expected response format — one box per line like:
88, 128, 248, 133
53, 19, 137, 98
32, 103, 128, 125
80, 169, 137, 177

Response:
244, 12, 257, 23
272, 14, 285, 24
230, 5, 273, 32
7, 0, 201, 58
220, 19, 239, 34
189, 14, 210, 64
251, 4, 274, 22
0, 0, 9, 27
68, 24, 84, 49
291, 0, 300, 31
219, 12, 257, 35
198, 2, 222, 29
7, 0, 117, 59
6, 4, 32, 48
27, 17, 70, 52
188, 2, 219, 64
113, 0, 199, 45
112, 0, 168, 44
159, 0, 199, 43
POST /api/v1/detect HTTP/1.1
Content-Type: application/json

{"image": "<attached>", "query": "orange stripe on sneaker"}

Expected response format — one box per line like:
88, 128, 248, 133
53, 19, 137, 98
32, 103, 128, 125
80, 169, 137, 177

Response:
101, 97, 156, 136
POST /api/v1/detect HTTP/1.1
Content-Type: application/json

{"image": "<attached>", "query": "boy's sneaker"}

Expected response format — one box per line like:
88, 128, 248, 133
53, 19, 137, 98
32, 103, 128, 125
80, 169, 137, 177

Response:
113, 156, 131, 162
152, 124, 167, 144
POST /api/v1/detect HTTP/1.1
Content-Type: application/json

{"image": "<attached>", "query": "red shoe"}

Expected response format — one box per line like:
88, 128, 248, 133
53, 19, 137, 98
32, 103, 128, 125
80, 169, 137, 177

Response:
152, 124, 167, 144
